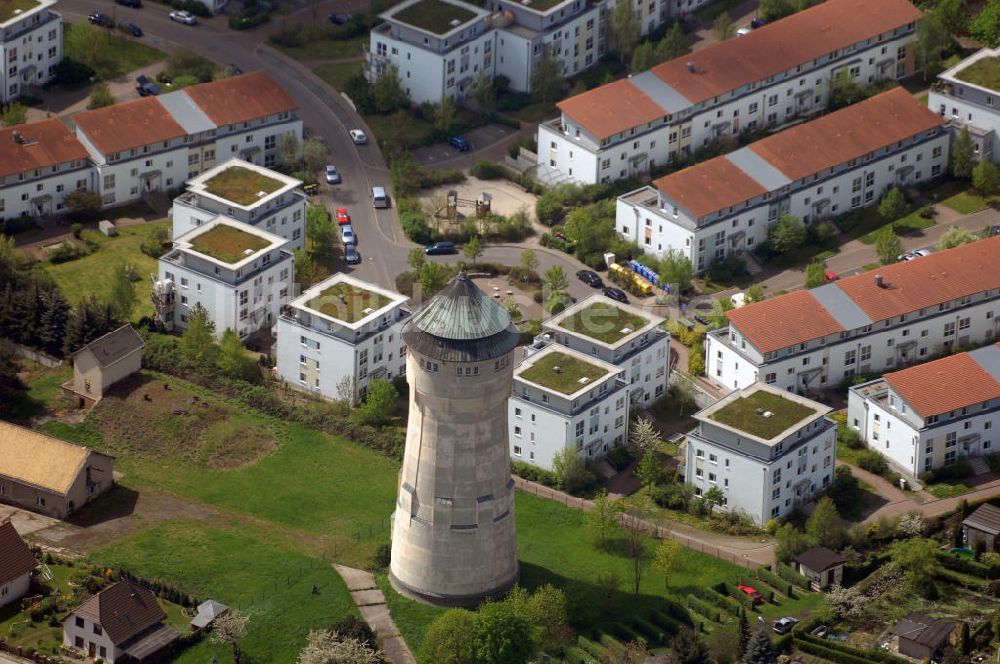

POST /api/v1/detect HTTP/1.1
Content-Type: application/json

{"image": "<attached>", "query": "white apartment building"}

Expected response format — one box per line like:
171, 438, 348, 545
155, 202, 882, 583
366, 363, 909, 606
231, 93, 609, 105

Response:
156, 217, 293, 339
848, 344, 1000, 477
171, 159, 305, 250
533, 294, 670, 406
928, 48, 1000, 164
508, 344, 630, 469
705, 235, 1000, 395
616, 88, 948, 272
536, 0, 921, 185
684, 383, 836, 526
0, 118, 92, 226
0, 0, 61, 104
275, 274, 410, 405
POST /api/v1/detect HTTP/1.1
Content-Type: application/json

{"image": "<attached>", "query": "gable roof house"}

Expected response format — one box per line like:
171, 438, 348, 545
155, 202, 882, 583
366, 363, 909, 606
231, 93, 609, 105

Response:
0, 421, 115, 519
0, 519, 37, 609
890, 613, 955, 661
63, 325, 144, 408
963, 503, 1000, 552
793, 547, 846, 590
63, 580, 180, 663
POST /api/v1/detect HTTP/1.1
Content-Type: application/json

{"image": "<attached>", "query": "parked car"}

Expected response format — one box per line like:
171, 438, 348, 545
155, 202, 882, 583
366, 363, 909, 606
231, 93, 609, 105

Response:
135, 75, 160, 96
991, 225, 1000, 236
737, 585, 763, 602
602, 287, 628, 303
576, 270, 603, 288
328, 12, 352, 24
340, 224, 356, 245
736, 27, 752, 36
169, 10, 197, 24
118, 20, 142, 36
898, 248, 932, 262
425, 241, 457, 255
750, 17, 766, 28
88, 12, 114, 27
692, 315, 710, 326
448, 136, 471, 151
349, 129, 368, 145
302, 183, 319, 196
344, 244, 361, 264
772, 617, 798, 634
336, 207, 350, 225
114, 0, 142, 7
227, 64, 244, 76
324, 165, 341, 184
825, 269, 838, 282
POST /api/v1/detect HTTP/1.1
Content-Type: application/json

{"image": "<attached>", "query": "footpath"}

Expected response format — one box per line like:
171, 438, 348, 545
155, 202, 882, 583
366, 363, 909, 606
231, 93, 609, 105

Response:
333, 564, 416, 664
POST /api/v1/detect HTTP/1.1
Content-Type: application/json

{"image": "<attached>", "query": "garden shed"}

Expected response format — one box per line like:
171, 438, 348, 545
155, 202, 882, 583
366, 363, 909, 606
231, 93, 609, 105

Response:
793, 546, 846, 590
962, 503, 1000, 552
99, 220, 117, 236
890, 612, 954, 661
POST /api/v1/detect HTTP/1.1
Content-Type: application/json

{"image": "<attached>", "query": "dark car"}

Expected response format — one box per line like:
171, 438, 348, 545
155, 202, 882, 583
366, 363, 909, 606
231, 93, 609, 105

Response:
114, 0, 142, 7
448, 136, 471, 151
772, 617, 798, 634
576, 270, 603, 288
328, 12, 352, 24
692, 315, 710, 326
991, 224, 1000, 236
227, 64, 244, 76
88, 12, 114, 27
750, 17, 766, 28
425, 241, 458, 255
118, 20, 142, 36
135, 74, 160, 96
602, 287, 628, 303
344, 244, 361, 265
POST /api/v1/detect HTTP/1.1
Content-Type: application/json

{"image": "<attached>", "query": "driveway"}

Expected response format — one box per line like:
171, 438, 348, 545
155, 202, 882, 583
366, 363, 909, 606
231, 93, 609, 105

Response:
0, 505, 61, 537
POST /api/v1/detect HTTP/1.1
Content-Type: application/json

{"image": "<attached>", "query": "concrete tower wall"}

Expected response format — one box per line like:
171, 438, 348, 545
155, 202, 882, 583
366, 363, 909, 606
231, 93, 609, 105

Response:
390, 348, 519, 604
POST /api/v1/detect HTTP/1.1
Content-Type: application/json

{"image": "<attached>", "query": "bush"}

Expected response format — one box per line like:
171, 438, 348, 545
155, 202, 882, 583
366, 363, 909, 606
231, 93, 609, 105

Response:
51, 57, 95, 87
471, 161, 507, 180
856, 450, 889, 475
796, 633, 909, 664
686, 595, 721, 622
229, 10, 270, 29
605, 446, 632, 472
511, 460, 557, 487
633, 617, 670, 644
776, 563, 811, 590
48, 241, 85, 263
756, 567, 794, 596
935, 551, 1000, 579
795, 639, 876, 664
2, 216, 38, 236
705, 256, 749, 285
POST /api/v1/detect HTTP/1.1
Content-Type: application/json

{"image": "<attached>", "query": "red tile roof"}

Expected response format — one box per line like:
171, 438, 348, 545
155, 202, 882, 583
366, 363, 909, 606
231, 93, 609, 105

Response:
74, 98, 186, 156
0, 119, 89, 179
184, 71, 296, 126
884, 349, 1000, 418
726, 290, 844, 354
556, 79, 665, 141
749, 88, 942, 181
650, 0, 922, 105
0, 520, 36, 586
652, 156, 768, 218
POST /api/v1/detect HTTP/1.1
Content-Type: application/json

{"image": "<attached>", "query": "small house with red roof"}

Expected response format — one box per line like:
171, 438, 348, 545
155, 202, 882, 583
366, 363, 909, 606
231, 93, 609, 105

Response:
0, 519, 37, 609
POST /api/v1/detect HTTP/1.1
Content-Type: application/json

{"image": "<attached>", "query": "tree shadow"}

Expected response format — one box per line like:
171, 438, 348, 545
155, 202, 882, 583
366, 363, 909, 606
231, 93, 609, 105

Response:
67, 484, 140, 527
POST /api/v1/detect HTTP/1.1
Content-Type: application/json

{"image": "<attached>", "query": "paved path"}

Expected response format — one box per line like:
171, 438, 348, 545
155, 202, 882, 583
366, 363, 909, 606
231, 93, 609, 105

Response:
333, 564, 416, 664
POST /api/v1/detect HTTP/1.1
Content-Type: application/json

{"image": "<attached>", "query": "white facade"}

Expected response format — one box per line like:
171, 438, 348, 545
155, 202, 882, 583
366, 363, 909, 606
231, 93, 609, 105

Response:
62, 614, 118, 662
171, 159, 306, 251
0, 571, 30, 609
77, 137, 189, 208
508, 344, 630, 469
156, 217, 294, 339
928, 48, 1000, 164
275, 274, 409, 406
0, 0, 62, 104
684, 384, 836, 526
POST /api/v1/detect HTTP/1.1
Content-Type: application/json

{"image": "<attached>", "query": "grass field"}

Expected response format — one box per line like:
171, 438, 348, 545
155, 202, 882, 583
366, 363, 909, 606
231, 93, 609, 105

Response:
63, 22, 165, 82
278, 35, 367, 61
923, 179, 994, 214
364, 110, 437, 150
1, 360, 71, 424
43, 222, 169, 321
375, 574, 446, 655
313, 61, 364, 92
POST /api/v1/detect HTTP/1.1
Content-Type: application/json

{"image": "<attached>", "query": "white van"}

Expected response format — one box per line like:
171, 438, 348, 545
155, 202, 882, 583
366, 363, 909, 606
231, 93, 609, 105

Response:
372, 186, 389, 209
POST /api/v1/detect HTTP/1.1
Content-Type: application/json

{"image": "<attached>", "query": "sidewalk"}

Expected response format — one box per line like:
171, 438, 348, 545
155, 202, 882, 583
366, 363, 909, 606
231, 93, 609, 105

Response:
333, 564, 416, 664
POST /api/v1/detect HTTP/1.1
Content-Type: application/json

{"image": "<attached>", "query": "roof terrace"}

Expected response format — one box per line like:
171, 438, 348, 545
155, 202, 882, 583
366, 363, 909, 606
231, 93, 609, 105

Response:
954, 56, 1000, 93
0, 0, 40, 23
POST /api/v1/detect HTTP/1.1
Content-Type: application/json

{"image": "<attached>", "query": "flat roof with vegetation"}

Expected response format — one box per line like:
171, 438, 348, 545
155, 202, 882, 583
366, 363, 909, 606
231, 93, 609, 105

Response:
0, 0, 40, 23
190, 225, 269, 264
517, 0, 568, 11
520, 351, 609, 395
955, 56, 1000, 92
202, 166, 285, 206
306, 282, 393, 324
558, 303, 650, 345
392, 0, 477, 34
709, 390, 818, 440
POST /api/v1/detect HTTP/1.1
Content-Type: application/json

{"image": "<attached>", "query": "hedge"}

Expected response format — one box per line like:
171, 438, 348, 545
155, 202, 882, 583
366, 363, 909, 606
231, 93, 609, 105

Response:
661, 600, 694, 626
577, 636, 608, 661
796, 639, 877, 664
565, 646, 600, 664
777, 563, 812, 590
598, 633, 625, 651
612, 623, 647, 646
692, 586, 742, 616
935, 551, 1000, 579
648, 610, 683, 637
632, 618, 669, 645
687, 595, 722, 622
796, 633, 910, 664
735, 578, 774, 603
756, 567, 794, 596
510, 461, 557, 487
934, 567, 991, 592
718, 583, 757, 609
843, 554, 889, 586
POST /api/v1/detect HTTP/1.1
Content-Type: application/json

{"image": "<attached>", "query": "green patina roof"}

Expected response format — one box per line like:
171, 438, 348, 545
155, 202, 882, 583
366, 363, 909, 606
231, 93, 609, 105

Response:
410, 270, 511, 340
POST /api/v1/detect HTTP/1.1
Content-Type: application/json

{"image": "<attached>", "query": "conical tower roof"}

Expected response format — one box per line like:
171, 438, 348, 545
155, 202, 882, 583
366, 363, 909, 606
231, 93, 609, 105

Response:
403, 270, 521, 362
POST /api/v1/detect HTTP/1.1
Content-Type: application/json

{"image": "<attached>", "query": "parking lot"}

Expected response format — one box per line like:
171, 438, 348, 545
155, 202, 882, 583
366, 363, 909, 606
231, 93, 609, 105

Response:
412, 124, 518, 167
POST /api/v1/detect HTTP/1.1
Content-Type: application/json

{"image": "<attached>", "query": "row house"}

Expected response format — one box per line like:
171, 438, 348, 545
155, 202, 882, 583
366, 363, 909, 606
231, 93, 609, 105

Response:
275, 274, 410, 405
848, 344, 1000, 476
536, 0, 921, 185
927, 47, 1000, 164
0, 118, 91, 226
0, 0, 62, 103
705, 235, 1000, 395
616, 88, 948, 272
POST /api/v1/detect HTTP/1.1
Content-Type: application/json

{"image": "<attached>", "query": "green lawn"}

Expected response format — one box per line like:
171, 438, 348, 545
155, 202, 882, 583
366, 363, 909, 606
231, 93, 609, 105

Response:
0, 0, 38, 22
313, 61, 364, 93
43, 222, 168, 321
93, 522, 356, 664
1, 361, 71, 424
277, 35, 367, 61
503, 101, 558, 124
925, 481, 974, 499
695, 0, 742, 22
954, 56, 1000, 92
306, 281, 393, 323
203, 166, 284, 206
520, 351, 609, 394
923, 179, 994, 214
375, 574, 446, 655
64, 22, 165, 82
391, 0, 476, 34
190, 224, 270, 263
364, 110, 437, 150
858, 208, 936, 244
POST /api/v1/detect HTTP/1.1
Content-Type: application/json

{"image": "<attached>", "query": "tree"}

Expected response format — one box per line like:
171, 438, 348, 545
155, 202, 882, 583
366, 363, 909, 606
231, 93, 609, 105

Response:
565, 202, 615, 264
552, 447, 595, 495
657, 22, 690, 61
420, 609, 474, 664
630, 41, 655, 73
769, 213, 806, 253
740, 629, 777, 664
608, 0, 640, 64
211, 609, 249, 664
542, 264, 569, 294
471, 70, 496, 108
501, 295, 522, 323
828, 68, 865, 111
433, 95, 457, 134
737, 610, 751, 658
652, 538, 681, 591
805, 496, 845, 549
804, 261, 827, 289
958, 621, 971, 656
87, 83, 114, 110
418, 261, 450, 298
218, 328, 251, 381
64, 189, 103, 218
587, 490, 622, 548
745, 284, 765, 304
37, 289, 69, 356
877, 187, 908, 222
936, 0, 966, 34
298, 629, 380, 664
181, 305, 217, 368
470, 601, 535, 664
774, 523, 809, 562
1, 102, 26, 127
713, 12, 735, 41
407, 247, 426, 271
165, 47, 216, 82
635, 450, 666, 488
759, 0, 794, 21
623, 501, 653, 595
667, 627, 710, 664
826, 465, 860, 514
294, 248, 317, 286
531, 54, 563, 105
506, 584, 570, 652
915, 11, 951, 82
301, 138, 329, 172
359, 378, 398, 424
629, 418, 661, 456
974, 158, 1000, 195
462, 235, 483, 264
306, 204, 336, 254
520, 249, 539, 275
874, 227, 903, 265
373, 65, 409, 113
62, 296, 115, 356
704, 486, 725, 515
970, 0, 1000, 47
0, 340, 24, 409
938, 225, 978, 250
952, 126, 975, 179
888, 537, 940, 591
657, 248, 693, 292
707, 297, 734, 329
106, 264, 137, 323
280, 133, 301, 166
64, 22, 104, 70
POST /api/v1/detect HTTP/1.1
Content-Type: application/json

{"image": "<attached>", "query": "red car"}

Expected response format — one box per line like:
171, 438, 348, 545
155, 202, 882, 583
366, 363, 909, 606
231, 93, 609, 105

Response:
336, 207, 350, 225
738, 585, 763, 602
824, 269, 838, 282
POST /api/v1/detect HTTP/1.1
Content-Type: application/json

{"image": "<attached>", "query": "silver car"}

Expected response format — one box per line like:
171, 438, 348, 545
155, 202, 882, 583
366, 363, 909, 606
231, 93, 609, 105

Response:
324, 165, 341, 184
340, 224, 356, 245
349, 129, 368, 145
169, 10, 197, 24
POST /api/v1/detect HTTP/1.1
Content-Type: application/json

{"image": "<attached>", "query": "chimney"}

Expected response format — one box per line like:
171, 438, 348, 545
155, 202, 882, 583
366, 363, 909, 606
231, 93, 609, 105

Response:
685, 62, 695, 72
875, 274, 884, 288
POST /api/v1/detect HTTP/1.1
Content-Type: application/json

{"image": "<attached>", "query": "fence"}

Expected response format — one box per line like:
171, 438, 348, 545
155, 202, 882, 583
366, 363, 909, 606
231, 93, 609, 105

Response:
14, 344, 63, 368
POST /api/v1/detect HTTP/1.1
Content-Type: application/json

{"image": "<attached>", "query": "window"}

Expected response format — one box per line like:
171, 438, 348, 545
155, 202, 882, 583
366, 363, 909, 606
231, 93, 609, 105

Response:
75, 617, 84, 628
93, 625, 103, 636
514, 426, 521, 437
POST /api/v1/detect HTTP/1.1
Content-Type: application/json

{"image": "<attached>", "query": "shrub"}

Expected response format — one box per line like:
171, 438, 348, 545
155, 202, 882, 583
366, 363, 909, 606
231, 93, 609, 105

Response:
856, 450, 889, 475
632, 617, 669, 645
606, 446, 633, 472
511, 460, 557, 487
686, 595, 721, 622
1, 216, 38, 236
935, 551, 1000, 579
70, 222, 83, 238
691, 586, 741, 616
795, 639, 874, 664
756, 567, 794, 596
471, 161, 507, 180
51, 57, 95, 87
776, 563, 811, 590
48, 241, 85, 264
577, 637, 608, 661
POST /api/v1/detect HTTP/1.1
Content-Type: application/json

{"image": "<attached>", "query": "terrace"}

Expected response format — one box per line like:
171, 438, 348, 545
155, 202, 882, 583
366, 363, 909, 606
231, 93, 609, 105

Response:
390, 0, 477, 34
709, 390, 817, 441
954, 56, 1000, 93
519, 351, 609, 395
203, 166, 284, 206
305, 282, 393, 324
189, 225, 269, 264
557, 303, 650, 345
0, 0, 40, 23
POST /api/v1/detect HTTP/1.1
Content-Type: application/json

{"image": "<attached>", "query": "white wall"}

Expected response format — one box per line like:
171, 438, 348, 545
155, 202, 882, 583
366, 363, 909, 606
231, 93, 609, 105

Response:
0, 572, 30, 609
87, 148, 189, 207
214, 119, 303, 170
0, 166, 92, 221
0, 11, 61, 104
63, 614, 119, 662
